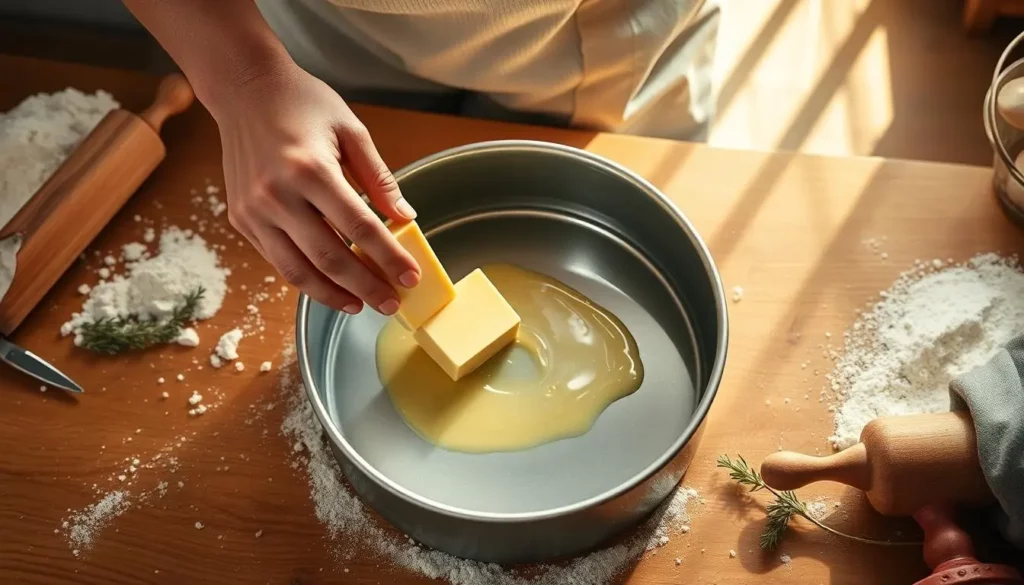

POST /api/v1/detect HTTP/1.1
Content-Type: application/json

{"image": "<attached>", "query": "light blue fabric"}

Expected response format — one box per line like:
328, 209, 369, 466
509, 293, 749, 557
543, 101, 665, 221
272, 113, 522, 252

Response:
949, 333, 1024, 548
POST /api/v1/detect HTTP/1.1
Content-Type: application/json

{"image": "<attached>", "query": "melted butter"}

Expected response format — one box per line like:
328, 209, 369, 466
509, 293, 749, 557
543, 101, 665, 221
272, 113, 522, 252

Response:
376, 263, 644, 453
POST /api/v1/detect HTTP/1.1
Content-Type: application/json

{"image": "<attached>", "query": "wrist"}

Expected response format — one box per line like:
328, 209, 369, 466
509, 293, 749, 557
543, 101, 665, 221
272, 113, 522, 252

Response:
190, 43, 298, 121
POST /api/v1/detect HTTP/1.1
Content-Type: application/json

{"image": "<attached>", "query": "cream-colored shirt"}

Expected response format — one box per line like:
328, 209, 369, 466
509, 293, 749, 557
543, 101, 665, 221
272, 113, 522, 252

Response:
255, 0, 719, 140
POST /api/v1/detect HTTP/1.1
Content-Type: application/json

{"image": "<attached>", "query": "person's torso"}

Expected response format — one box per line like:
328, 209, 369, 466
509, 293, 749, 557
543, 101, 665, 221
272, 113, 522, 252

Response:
257, 0, 718, 137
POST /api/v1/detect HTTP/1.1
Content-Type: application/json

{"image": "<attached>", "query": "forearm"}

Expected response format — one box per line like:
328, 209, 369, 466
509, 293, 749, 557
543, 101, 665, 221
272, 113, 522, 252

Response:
121, 0, 294, 117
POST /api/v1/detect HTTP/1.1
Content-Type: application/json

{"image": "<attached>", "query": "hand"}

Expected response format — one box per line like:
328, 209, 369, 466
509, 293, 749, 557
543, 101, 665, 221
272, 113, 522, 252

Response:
209, 62, 420, 315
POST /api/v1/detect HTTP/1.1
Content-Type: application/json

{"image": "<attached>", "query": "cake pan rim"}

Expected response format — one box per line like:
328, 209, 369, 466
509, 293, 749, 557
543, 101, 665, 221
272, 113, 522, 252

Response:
296, 139, 729, 523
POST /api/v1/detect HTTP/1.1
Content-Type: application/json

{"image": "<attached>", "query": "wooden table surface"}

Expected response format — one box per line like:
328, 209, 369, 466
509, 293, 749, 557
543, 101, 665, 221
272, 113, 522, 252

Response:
2, 55, 1022, 585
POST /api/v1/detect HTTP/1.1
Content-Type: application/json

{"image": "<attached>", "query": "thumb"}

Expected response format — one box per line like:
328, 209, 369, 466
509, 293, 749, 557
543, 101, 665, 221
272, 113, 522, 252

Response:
339, 123, 416, 222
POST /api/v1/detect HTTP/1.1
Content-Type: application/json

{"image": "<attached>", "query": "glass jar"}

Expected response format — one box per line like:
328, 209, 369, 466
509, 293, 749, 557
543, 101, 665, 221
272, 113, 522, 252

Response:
984, 30, 1024, 225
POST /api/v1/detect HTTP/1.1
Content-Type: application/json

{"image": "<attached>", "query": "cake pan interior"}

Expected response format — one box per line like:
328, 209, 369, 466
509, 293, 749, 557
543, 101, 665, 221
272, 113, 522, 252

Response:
301, 143, 722, 517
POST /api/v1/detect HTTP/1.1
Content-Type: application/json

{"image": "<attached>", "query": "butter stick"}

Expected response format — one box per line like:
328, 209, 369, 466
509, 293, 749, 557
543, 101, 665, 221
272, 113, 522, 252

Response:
351, 220, 455, 330
413, 269, 521, 381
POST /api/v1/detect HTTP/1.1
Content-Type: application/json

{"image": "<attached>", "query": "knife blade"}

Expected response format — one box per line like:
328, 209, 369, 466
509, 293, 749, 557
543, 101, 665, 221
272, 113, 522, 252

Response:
0, 336, 82, 393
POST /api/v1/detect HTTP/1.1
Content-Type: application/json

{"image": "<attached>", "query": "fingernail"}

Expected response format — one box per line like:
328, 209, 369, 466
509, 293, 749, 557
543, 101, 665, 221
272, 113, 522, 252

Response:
398, 270, 419, 288
395, 198, 417, 219
342, 303, 362, 315
378, 299, 400, 316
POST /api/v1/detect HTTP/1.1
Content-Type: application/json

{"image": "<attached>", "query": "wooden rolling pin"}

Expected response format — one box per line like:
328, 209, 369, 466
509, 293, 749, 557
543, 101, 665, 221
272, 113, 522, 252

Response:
760, 411, 995, 516
0, 74, 194, 336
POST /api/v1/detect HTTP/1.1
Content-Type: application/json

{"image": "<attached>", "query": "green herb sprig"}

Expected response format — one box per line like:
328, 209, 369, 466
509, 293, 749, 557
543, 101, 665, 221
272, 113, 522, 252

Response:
79, 287, 205, 355
717, 454, 920, 550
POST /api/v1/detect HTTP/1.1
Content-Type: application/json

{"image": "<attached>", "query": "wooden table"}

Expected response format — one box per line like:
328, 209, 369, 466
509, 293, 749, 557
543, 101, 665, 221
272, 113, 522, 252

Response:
1, 55, 1022, 585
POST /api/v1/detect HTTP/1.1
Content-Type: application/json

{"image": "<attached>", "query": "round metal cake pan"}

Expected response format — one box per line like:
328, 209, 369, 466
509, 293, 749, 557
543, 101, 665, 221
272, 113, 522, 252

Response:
296, 140, 728, 564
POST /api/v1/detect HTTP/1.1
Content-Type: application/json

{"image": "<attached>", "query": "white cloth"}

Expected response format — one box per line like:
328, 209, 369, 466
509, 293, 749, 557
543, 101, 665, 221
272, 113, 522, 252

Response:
255, 0, 720, 140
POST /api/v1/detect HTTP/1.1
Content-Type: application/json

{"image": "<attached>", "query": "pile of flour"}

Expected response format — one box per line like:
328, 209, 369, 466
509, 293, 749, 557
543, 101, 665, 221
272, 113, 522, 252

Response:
0, 87, 118, 229
0, 235, 22, 302
280, 361, 700, 584
61, 226, 228, 346
828, 253, 1024, 449
0, 88, 119, 304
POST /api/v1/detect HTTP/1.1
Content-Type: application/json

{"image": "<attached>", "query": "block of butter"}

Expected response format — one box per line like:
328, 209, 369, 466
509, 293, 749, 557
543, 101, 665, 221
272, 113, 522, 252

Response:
351, 220, 456, 330
413, 269, 521, 381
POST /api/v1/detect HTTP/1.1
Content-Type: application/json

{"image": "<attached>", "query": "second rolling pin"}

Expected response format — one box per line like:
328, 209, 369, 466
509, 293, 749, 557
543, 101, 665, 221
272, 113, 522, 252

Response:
761, 411, 995, 516
0, 73, 194, 336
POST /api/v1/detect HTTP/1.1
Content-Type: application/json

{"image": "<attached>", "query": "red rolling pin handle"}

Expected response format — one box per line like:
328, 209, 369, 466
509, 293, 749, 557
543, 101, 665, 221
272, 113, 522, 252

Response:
912, 505, 1023, 585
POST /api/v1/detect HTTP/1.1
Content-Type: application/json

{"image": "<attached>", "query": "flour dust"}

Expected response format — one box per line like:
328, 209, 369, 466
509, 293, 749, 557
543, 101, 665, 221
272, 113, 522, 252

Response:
828, 253, 1024, 449
280, 360, 700, 585
62, 490, 130, 553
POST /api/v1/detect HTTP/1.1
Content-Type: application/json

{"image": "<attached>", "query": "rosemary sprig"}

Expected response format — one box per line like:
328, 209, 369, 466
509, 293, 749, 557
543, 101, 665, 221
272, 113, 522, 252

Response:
79, 287, 205, 355
717, 454, 921, 550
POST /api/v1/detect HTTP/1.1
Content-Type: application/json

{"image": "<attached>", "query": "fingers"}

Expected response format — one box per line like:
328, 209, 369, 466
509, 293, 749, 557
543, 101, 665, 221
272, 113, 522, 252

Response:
253, 226, 364, 314
277, 199, 403, 315
289, 148, 421, 290
338, 122, 416, 222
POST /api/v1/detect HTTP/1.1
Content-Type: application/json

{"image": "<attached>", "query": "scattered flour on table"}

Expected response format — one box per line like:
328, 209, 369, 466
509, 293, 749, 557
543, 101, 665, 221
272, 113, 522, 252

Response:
122, 242, 148, 262
176, 327, 200, 347
62, 490, 129, 550
59, 425, 213, 553
805, 498, 839, 520
60, 226, 228, 345
730, 286, 744, 303
53, 181, 284, 555
828, 253, 1024, 449
215, 328, 242, 361
279, 360, 700, 585
208, 195, 227, 217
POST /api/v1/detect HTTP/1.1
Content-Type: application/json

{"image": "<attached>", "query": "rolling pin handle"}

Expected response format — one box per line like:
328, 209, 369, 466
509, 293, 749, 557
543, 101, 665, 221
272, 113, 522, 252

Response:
140, 73, 195, 134
761, 443, 871, 491
914, 505, 974, 570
